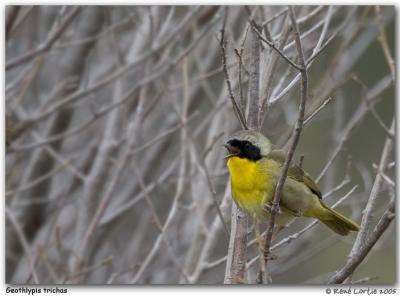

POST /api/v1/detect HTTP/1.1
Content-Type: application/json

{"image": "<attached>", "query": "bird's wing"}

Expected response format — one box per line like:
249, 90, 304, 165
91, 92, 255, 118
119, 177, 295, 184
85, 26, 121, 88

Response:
266, 149, 322, 199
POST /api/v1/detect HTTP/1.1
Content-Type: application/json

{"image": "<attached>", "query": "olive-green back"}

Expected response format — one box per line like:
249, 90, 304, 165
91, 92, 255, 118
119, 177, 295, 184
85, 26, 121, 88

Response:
266, 149, 322, 199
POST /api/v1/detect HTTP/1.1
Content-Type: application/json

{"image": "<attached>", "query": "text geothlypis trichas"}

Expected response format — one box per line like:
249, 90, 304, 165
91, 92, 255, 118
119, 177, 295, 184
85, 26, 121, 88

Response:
224, 130, 360, 235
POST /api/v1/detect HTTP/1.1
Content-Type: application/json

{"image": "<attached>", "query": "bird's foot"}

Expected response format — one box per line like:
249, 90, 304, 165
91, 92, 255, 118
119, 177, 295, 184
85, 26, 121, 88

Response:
264, 202, 281, 214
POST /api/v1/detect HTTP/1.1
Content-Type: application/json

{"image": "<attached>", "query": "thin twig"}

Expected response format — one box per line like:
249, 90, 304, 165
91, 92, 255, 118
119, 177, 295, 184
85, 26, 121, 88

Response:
234, 25, 249, 113
270, 7, 354, 105
130, 79, 189, 285
259, 17, 291, 126
297, 6, 325, 25
247, 13, 301, 71
372, 163, 395, 188
188, 137, 230, 239
133, 166, 190, 282
374, 6, 395, 81
303, 96, 333, 126
6, 160, 71, 196
351, 75, 393, 139
67, 256, 113, 282
316, 75, 393, 183
261, 8, 288, 27
349, 276, 378, 284
182, 56, 229, 239
219, 13, 248, 130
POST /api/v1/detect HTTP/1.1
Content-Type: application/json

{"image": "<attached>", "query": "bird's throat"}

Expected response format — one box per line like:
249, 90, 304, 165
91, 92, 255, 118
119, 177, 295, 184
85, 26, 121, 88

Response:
227, 156, 258, 190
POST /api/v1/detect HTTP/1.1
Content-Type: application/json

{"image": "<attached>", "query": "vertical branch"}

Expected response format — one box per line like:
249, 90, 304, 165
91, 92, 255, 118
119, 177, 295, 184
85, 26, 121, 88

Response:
224, 203, 248, 284
260, 6, 308, 283
224, 8, 262, 284
246, 19, 261, 130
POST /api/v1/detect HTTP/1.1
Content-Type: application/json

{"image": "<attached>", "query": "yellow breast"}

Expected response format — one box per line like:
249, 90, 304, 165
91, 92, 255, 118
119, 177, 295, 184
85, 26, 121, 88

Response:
227, 157, 276, 218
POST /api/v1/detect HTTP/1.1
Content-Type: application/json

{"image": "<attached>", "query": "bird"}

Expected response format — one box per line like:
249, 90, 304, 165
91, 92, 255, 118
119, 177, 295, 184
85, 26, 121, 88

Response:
224, 130, 360, 236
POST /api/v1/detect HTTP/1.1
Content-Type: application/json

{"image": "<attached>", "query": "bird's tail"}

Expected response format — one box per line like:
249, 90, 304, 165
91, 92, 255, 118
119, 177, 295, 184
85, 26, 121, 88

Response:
317, 201, 360, 236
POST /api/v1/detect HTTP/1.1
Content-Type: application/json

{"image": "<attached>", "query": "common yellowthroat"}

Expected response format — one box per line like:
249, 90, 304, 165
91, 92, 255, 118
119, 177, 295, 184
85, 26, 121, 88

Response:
224, 130, 359, 235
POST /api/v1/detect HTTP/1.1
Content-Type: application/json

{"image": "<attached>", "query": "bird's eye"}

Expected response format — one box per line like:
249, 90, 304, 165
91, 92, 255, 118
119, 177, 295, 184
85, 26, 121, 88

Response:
244, 142, 251, 148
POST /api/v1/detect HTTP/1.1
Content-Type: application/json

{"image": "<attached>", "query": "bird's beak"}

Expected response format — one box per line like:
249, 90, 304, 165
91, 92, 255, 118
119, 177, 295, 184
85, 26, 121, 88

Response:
223, 143, 240, 159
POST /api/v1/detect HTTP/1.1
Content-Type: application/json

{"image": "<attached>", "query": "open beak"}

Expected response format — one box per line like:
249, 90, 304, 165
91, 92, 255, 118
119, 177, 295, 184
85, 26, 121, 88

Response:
223, 143, 240, 159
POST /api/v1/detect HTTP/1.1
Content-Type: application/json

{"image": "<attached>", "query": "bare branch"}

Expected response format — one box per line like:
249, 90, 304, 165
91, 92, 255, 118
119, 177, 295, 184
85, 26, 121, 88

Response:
328, 200, 395, 284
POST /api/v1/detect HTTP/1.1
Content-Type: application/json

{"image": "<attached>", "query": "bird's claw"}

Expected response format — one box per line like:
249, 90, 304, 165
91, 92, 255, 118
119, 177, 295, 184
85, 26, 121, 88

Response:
264, 202, 281, 214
